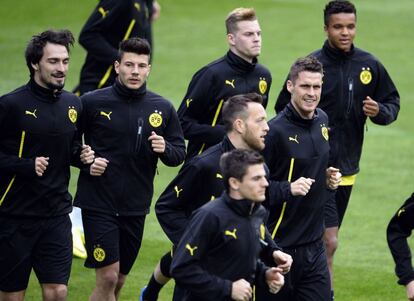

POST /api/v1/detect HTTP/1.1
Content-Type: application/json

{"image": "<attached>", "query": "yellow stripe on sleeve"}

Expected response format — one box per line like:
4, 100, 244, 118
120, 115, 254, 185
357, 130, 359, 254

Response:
272, 158, 295, 239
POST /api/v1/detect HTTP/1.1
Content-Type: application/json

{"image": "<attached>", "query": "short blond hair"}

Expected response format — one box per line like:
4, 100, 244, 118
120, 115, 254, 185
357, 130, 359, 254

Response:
225, 8, 257, 34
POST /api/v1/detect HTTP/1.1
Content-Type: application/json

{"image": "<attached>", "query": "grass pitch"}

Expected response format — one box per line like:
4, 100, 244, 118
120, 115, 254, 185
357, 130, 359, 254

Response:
0, 0, 413, 300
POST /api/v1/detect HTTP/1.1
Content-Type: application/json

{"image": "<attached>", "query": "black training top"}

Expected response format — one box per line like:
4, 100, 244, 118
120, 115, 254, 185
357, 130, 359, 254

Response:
171, 193, 271, 301
387, 193, 414, 286
263, 103, 330, 247
177, 50, 272, 160
74, 79, 185, 216
77, 0, 152, 94
0, 79, 82, 217
275, 41, 399, 176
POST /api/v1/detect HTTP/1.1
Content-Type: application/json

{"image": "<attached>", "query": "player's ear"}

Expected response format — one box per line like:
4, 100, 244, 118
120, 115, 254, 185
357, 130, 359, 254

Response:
227, 33, 235, 46
31, 62, 39, 71
228, 177, 240, 191
233, 118, 245, 134
286, 80, 294, 94
114, 60, 120, 74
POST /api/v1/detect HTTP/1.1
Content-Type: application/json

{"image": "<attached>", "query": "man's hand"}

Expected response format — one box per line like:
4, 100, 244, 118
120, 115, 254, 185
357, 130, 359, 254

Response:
148, 131, 166, 153
363, 96, 379, 117
266, 267, 285, 294
406, 280, 414, 301
80, 144, 95, 164
231, 279, 252, 301
90, 157, 109, 176
326, 167, 342, 190
273, 250, 293, 274
35, 156, 49, 176
290, 177, 315, 196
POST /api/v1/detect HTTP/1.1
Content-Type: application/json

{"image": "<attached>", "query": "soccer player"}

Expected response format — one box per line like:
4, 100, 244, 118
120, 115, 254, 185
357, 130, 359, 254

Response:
387, 193, 414, 301
0, 29, 93, 301
140, 93, 292, 301
171, 149, 285, 301
177, 7, 272, 161
74, 0, 160, 96
257, 56, 341, 301
73, 37, 185, 301
71, 0, 161, 258
274, 1, 400, 297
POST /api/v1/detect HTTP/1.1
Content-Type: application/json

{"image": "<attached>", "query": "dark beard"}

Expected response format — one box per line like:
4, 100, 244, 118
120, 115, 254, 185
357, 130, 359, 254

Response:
46, 81, 65, 91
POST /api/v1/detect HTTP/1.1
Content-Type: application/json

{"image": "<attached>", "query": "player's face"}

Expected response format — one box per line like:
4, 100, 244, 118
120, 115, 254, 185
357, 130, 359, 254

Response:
228, 20, 261, 62
287, 71, 322, 119
115, 52, 151, 90
242, 102, 269, 151
325, 13, 356, 52
32, 42, 69, 90
237, 164, 268, 202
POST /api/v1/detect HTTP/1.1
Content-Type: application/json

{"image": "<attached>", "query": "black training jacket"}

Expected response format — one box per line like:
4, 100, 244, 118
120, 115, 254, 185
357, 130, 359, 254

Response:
74, 79, 185, 216
77, 0, 152, 94
275, 41, 399, 176
171, 193, 271, 301
263, 104, 330, 248
387, 193, 414, 286
0, 79, 82, 217
177, 50, 272, 160
155, 136, 234, 244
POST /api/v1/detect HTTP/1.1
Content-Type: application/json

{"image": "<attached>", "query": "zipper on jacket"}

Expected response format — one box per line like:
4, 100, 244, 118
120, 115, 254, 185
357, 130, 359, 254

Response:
346, 77, 354, 115
135, 118, 144, 152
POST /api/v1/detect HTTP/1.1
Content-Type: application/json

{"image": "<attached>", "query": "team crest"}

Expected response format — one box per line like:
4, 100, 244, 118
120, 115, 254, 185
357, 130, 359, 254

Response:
149, 110, 163, 128
321, 125, 329, 141
68, 106, 77, 123
360, 67, 372, 85
93, 246, 106, 262
260, 223, 266, 240
259, 77, 268, 94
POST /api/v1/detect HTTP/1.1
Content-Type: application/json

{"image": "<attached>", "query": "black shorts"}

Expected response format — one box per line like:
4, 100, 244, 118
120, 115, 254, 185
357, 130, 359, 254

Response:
82, 210, 146, 275
0, 215, 72, 292
255, 240, 330, 301
324, 185, 353, 228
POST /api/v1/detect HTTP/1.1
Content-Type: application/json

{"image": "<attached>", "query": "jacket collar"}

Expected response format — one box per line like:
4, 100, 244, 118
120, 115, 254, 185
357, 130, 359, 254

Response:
222, 192, 260, 217
322, 40, 355, 61
285, 102, 319, 127
220, 135, 236, 153
27, 78, 62, 103
113, 77, 146, 100
226, 50, 257, 74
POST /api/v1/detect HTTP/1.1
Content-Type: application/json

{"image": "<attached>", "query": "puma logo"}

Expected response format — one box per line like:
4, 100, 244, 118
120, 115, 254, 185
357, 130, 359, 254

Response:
289, 135, 299, 144
98, 7, 109, 18
25, 109, 37, 118
216, 173, 222, 179
185, 243, 198, 256
225, 79, 235, 88
225, 228, 237, 239
174, 185, 183, 198
100, 111, 112, 120
186, 98, 193, 108
398, 208, 406, 217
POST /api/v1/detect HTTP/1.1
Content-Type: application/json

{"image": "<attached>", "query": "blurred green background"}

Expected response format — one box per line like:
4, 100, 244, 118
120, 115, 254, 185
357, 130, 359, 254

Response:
0, 0, 413, 300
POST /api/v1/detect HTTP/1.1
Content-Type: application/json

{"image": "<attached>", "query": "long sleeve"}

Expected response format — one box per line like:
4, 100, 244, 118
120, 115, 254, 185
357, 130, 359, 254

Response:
158, 104, 186, 166
78, 0, 127, 65
177, 67, 225, 146
387, 194, 414, 285
155, 162, 203, 244
0, 98, 36, 177
262, 129, 291, 206
369, 61, 400, 125
170, 209, 233, 299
